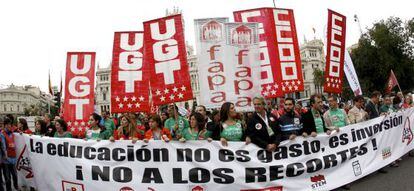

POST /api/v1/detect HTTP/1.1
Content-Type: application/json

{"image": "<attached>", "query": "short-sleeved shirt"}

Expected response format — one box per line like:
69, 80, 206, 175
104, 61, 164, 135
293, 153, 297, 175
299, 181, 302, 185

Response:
220, 122, 243, 141
182, 128, 210, 140
329, 109, 347, 128
54, 132, 73, 138
164, 116, 189, 139
312, 109, 325, 134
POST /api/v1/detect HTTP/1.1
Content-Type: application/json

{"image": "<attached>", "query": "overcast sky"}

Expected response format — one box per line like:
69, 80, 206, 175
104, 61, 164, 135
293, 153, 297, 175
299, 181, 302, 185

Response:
0, 0, 412, 92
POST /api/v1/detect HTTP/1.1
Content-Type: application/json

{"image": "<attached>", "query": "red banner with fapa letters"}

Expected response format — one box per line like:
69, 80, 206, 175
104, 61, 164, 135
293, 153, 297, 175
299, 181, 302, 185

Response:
144, 14, 193, 105
234, 8, 304, 98
111, 32, 150, 113
324, 9, 346, 94
63, 52, 95, 137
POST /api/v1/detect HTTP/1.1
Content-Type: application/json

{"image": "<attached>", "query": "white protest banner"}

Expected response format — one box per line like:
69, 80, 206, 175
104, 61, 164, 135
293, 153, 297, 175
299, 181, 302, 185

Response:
344, 50, 362, 96
17, 108, 414, 191
16, 133, 36, 188
195, 18, 261, 111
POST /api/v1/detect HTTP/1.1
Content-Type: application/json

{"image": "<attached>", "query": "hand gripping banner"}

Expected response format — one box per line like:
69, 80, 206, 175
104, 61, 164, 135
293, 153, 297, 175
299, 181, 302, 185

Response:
111, 32, 150, 113
144, 14, 193, 105
323, 9, 346, 94
63, 52, 96, 137
194, 18, 262, 111
234, 8, 304, 98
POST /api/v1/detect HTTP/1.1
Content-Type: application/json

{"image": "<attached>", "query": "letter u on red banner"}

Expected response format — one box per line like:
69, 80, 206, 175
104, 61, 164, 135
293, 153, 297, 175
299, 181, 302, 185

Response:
144, 14, 193, 105
234, 8, 304, 98
63, 52, 96, 137
324, 9, 346, 94
111, 31, 150, 113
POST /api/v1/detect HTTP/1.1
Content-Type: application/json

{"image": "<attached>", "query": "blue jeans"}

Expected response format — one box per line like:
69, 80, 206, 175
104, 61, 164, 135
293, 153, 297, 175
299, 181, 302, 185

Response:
3, 163, 18, 191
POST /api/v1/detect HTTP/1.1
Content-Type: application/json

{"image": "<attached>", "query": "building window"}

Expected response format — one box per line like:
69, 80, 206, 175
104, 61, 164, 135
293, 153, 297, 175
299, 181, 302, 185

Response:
10, 105, 13, 112
303, 72, 306, 80
310, 50, 317, 58
103, 93, 106, 101
101, 106, 104, 112
3, 105, 6, 112
17, 105, 20, 112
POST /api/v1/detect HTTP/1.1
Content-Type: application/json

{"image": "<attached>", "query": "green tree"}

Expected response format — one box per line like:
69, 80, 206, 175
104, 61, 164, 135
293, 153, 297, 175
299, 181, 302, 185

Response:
350, 17, 414, 95
313, 68, 324, 94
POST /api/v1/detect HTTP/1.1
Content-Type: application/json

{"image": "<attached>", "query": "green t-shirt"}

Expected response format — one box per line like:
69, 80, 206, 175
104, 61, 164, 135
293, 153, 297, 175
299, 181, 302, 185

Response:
220, 122, 243, 141
103, 119, 115, 137
85, 128, 107, 140
164, 116, 189, 139
54, 132, 72, 138
182, 128, 210, 140
312, 109, 325, 134
329, 109, 347, 128
380, 105, 396, 113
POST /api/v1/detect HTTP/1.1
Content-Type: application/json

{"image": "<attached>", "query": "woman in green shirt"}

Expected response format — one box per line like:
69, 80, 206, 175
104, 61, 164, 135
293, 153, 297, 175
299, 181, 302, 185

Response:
180, 112, 210, 142
54, 119, 72, 138
85, 113, 111, 141
219, 102, 247, 146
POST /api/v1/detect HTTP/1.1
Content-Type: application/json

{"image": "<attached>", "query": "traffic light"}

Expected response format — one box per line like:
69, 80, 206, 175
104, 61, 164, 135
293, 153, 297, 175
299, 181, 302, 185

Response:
54, 92, 61, 109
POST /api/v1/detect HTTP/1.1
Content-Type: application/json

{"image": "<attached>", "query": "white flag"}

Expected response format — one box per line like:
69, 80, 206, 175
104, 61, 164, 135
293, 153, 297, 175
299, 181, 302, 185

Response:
344, 50, 362, 96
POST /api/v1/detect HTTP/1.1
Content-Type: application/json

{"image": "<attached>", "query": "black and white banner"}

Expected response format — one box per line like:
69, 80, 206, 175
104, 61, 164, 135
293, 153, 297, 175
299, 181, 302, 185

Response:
16, 108, 414, 191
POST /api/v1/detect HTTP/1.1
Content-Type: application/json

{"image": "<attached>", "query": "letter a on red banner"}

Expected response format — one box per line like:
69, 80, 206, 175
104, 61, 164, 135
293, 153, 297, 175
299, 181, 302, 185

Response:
144, 14, 193, 105
324, 9, 346, 94
111, 32, 150, 113
234, 8, 304, 98
63, 52, 96, 137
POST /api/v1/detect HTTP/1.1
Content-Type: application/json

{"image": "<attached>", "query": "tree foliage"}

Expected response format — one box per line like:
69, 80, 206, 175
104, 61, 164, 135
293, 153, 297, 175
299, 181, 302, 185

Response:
350, 17, 414, 95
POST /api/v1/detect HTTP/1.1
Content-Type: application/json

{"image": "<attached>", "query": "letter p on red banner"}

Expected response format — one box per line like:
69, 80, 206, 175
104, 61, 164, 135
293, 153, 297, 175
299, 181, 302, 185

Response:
144, 14, 193, 106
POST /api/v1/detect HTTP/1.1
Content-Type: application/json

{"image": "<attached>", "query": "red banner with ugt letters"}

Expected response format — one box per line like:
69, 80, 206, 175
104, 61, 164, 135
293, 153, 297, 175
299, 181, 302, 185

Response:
144, 14, 193, 105
324, 9, 346, 94
111, 32, 150, 113
234, 8, 304, 98
63, 52, 96, 137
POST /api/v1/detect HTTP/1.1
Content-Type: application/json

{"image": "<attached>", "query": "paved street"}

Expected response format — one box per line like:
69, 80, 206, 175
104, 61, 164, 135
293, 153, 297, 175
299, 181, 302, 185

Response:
335, 154, 414, 191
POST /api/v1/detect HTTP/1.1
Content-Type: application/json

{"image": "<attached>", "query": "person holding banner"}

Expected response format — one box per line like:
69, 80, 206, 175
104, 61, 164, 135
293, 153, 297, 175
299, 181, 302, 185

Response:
180, 112, 210, 142
246, 97, 281, 151
144, 115, 172, 142
53, 119, 72, 138
348, 95, 369, 124
218, 102, 248, 147
1, 117, 19, 191
110, 114, 141, 143
302, 94, 329, 135
206, 110, 221, 141
17, 118, 32, 135
402, 95, 413, 109
164, 104, 189, 140
101, 111, 115, 137
44, 113, 56, 137
365, 91, 381, 120
323, 95, 350, 131
34, 119, 47, 136
380, 95, 397, 114
278, 98, 306, 141
195, 105, 212, 124
84, 113, 111, 141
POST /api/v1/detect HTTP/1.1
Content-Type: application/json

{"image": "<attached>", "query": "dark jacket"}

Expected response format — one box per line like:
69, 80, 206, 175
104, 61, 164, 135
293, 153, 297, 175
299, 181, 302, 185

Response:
302, 109, 328, 134
207, 121, 221, 141
277, 110, 304, 141
246, 112, 281, 149
365, 100, 379, 120
45, 123, 56, 137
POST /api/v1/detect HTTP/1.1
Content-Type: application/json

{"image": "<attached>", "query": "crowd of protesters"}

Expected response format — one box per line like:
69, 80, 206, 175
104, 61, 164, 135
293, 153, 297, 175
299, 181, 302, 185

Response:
0, 91, 413, 190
